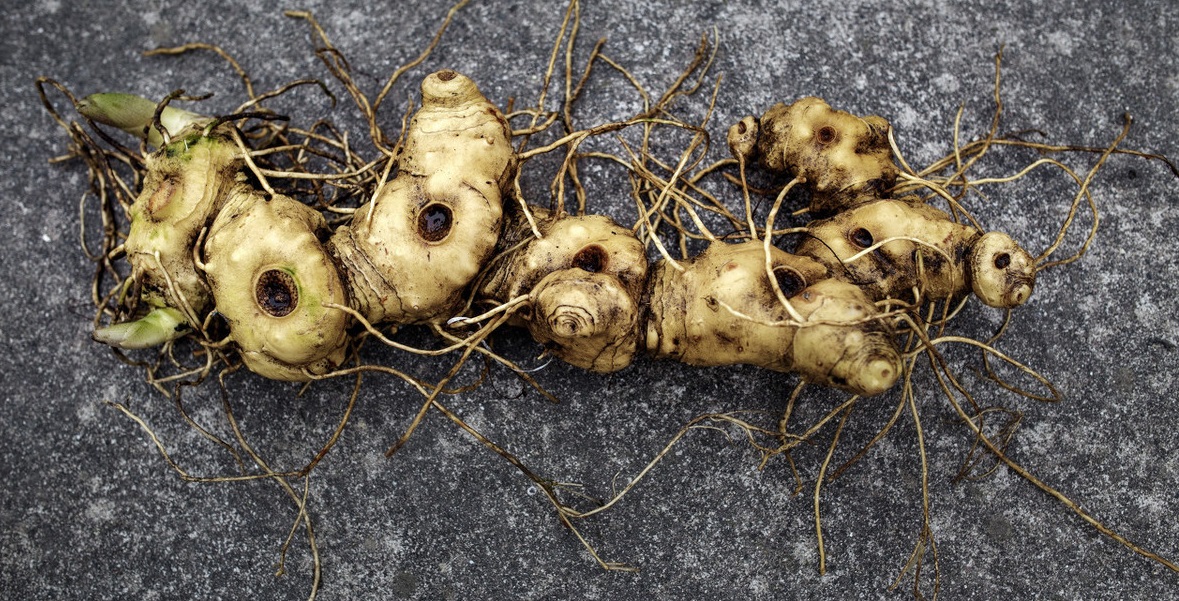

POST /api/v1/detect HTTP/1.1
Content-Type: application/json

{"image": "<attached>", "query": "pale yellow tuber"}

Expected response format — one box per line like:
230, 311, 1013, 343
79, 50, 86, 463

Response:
644, 241, 901, 396
203, 185, 350, 381
795, 197, 1036, 308
478, 207, 648, 373
123, 128, 242, 320
329, 69, 516, 325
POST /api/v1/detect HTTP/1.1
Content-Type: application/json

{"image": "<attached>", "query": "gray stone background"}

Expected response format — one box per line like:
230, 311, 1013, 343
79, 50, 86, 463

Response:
3, 0, 1177, 599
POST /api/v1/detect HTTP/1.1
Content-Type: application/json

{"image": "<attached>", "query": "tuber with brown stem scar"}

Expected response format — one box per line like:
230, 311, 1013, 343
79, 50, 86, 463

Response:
795, 197, 1037, 308
731, 96, 898, 214
328, 69, 516, 326
202, 185, 350, 381
477, 206, 648, 372
122, 132, 240, 318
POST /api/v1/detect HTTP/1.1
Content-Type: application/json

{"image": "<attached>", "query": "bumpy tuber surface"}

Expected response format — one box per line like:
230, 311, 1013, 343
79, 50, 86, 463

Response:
644, 241, 901, 396
479, 206, 648, 372
121, 125, 242, 323
203, 185, 350, 381
526, 269, 643, 373
742, 97, 898, 214
795, 197, 1036, 308
329, 69, 515, 325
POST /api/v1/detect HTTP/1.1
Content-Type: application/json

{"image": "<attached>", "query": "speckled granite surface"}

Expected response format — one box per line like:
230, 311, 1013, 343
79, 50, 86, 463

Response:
3, 1, 1177, 599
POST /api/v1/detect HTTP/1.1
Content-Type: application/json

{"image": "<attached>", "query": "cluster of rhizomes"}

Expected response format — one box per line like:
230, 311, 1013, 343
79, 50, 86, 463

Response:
477, 97, 1038, 396
92, 70, 516, 381
91, 70, 1036, 397
733, 97, 1038, 310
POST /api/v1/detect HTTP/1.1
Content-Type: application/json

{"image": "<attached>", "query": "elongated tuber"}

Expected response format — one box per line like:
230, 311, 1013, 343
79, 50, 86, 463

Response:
644, 241, 901, 396
795, 197, 1036, 308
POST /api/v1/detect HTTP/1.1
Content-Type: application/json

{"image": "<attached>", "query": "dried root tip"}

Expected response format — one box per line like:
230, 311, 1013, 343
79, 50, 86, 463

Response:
970, 231, 1036, 308
92, 307, 189, 350
203, 187, 350, 381
756, 97, 898, 214
77, 92, 210, 147
727, 115, 760, 162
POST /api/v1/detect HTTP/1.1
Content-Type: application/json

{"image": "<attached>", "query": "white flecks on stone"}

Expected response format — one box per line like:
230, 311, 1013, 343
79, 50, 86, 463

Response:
1047, 30, 1076, 57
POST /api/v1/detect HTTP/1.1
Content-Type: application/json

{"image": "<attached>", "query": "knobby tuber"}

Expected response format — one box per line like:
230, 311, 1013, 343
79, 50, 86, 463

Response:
732, 96, 898, 214
328, 69, 516, 325
478, 206, 648, 372
731, 96, 1037, 309
644, 241, 901, 396
124, 133, 240, 320
795, 197, 1037, 307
